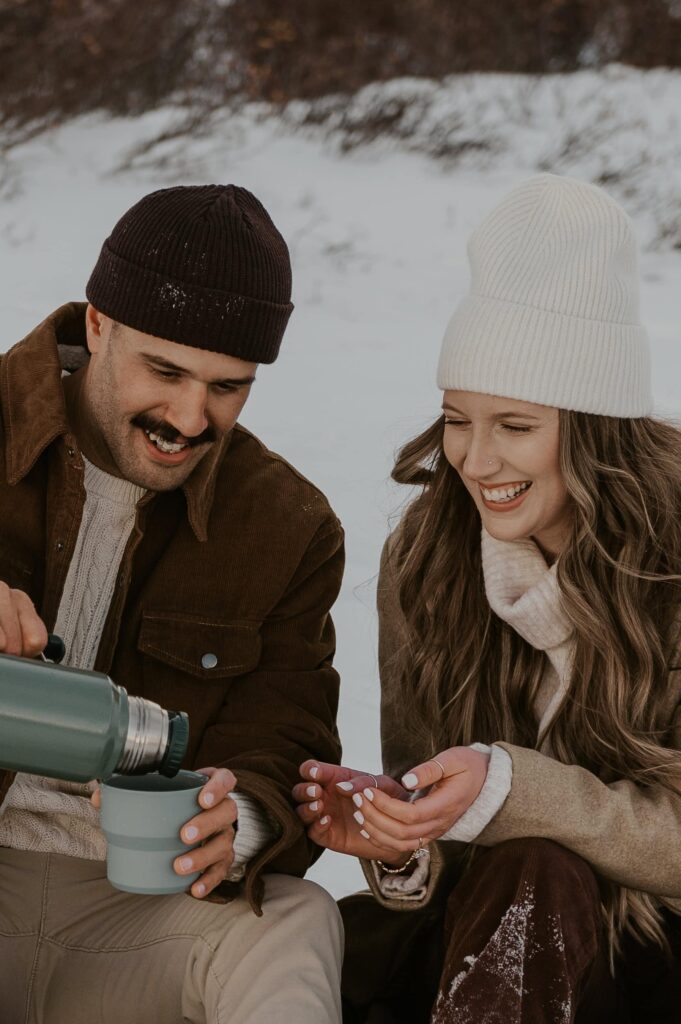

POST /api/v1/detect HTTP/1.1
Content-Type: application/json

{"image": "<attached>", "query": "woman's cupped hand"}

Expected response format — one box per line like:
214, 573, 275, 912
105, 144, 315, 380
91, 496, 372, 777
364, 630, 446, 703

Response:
294, 746, 490, 864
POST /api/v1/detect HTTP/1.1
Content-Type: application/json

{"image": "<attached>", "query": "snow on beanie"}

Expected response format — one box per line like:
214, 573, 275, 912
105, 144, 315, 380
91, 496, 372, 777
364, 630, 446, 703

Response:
436, 174, 652, 416
86, 185, 293, 363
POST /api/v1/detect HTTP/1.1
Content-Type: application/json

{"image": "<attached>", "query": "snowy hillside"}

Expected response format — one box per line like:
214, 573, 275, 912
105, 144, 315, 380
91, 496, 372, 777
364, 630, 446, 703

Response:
2, 66, 681, 898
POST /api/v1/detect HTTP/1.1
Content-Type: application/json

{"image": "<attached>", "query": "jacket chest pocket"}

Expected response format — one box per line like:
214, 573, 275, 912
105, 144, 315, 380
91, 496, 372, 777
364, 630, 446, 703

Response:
137, 611, 262, 680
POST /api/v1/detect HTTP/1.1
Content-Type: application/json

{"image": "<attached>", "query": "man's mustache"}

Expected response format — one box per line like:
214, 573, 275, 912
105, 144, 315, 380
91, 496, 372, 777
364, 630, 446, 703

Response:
132, 414, 216, 448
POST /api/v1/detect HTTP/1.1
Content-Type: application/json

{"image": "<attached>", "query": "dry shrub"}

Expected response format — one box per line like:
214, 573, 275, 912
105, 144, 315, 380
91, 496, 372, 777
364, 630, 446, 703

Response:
222, 0, 681, 102
0, 0, 207, 140
1, 0, 681, 138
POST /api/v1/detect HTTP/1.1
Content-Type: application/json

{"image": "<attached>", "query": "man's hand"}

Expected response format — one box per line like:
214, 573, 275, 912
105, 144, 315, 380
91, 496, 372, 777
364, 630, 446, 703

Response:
173, 767, 239, 898
0, 582, 48, 658
92, 766, 239, 899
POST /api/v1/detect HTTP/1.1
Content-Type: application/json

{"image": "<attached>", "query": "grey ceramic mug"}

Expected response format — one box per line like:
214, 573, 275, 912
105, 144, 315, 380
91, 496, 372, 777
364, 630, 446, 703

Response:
100, 770, 207, 895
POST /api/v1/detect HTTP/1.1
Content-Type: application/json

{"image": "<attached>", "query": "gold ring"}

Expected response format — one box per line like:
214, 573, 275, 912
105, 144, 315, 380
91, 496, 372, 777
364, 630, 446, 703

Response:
367, 774, 378, 788
428, 758, 446, 781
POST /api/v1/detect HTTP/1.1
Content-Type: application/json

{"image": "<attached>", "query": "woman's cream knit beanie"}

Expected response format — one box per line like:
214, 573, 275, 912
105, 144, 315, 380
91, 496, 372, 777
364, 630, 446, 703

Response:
437, 174, 652, 416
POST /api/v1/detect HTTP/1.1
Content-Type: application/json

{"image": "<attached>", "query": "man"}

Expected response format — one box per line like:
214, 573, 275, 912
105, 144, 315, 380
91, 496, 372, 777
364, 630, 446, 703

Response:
0, 185, 344, 1022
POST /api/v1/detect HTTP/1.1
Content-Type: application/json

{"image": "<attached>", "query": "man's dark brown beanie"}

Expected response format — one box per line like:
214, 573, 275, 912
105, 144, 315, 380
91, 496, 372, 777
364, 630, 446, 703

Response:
86, 184, 293, 363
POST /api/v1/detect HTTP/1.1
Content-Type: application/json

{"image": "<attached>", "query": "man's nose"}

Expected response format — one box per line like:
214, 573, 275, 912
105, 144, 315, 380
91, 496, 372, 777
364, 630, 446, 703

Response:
166, 383, 209, 440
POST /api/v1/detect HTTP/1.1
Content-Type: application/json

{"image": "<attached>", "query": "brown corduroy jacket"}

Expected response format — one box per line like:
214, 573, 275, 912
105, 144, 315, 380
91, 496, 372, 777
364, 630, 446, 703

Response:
0, 303, 344, 913
363, 534, 681, 920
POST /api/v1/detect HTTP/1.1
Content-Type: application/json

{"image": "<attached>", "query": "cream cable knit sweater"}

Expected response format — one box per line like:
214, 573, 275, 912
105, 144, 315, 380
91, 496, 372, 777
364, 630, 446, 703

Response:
378, 526, 575, 899
0, 457, 274, 877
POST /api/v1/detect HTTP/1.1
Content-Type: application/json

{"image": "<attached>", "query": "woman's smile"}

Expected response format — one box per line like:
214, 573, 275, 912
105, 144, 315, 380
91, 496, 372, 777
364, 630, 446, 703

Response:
479, 480, 532, 509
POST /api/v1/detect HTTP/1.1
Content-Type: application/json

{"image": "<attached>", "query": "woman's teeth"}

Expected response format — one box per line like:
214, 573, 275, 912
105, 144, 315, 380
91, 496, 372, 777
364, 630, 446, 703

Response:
144, 429, 188, 454
481, 481, 532, 504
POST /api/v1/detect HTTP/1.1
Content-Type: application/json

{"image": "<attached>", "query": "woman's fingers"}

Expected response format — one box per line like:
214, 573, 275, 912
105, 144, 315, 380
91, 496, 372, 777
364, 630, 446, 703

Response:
296, 800, 325, 825
292, 782, 323, 803
401, 752, 466, 791
298, 761, 404, 799
335, 773, 407, 799
299, 760, 357, 785
354, 786, 425, 824
354, 784, 467, 837
307, 815, 333, 843
353, 800, 443, 847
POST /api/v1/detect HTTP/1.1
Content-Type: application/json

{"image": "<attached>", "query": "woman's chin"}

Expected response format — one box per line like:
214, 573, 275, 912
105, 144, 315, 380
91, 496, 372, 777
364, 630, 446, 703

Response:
481, 514, 534, 544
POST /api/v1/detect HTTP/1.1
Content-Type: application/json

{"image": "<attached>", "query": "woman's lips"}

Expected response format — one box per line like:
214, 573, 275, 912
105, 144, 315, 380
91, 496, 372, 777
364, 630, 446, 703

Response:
479, 482, 532, 513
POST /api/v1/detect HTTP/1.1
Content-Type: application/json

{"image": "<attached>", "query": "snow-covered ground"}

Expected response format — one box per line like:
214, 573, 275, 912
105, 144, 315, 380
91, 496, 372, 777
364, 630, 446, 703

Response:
2, 66, 680, 898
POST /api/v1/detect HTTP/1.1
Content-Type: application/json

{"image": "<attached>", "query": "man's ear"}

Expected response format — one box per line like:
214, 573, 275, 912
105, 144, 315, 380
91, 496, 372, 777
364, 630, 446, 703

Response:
85, 303, 105, 355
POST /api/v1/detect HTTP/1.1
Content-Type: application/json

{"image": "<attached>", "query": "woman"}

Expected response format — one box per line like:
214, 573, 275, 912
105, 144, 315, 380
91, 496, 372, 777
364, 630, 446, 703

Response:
294, 174, 681, 1022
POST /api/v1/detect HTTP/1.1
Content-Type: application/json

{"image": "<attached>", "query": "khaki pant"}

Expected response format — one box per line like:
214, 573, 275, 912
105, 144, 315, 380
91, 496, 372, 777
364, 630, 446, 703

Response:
0, 847, 343, 1024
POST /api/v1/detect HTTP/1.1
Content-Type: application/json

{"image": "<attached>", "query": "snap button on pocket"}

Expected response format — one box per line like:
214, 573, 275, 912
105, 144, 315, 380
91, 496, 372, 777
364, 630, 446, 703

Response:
201, 653, 218, 670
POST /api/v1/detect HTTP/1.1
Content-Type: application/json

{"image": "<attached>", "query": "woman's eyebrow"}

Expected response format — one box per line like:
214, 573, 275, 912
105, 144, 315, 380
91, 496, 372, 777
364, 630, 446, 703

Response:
442, 403, 540, 421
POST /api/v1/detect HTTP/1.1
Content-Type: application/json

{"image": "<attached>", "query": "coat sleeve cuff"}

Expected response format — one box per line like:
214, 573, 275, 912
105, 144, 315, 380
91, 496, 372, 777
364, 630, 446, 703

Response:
439, 744, 513, 843
370, 848, 431, 901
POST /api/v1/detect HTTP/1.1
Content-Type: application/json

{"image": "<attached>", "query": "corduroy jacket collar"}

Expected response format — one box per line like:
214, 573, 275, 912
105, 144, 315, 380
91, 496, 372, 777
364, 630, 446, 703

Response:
0, 302, 228, 541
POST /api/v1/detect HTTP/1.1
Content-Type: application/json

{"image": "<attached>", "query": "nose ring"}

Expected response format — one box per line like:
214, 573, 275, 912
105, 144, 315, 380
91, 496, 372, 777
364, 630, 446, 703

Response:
487, 459, 495, 465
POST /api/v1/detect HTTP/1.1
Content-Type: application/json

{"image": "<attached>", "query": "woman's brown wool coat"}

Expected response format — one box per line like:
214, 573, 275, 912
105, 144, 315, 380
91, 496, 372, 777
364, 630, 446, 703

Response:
363, 537, 681, 921
0, 303, 344, 913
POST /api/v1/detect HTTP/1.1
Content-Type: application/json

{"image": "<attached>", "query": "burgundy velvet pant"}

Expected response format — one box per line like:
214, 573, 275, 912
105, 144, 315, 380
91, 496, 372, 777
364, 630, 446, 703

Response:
340, 838, 681, 1023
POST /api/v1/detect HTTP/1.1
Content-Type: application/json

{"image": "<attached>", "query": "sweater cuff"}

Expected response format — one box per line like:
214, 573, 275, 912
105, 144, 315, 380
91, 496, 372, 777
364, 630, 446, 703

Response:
439, 744, 513, 843
373, 847, 432, 902
227, 792, 279, 881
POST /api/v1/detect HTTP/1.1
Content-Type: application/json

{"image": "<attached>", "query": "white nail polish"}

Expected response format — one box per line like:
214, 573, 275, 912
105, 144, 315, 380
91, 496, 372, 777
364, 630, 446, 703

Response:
352, 793, 363, 808
306, 786, 317, 798
310, 801, 319, 811
353, 810, 364, 825
309, 766, 319, 779
184, 826, 199, 841
320, 816, 330, 825
202, 792, 215, 806
360, 829, 370, 839
337, 781, 354, 791
363, 788, 374, 801
402, 773, 419, 789
195, 883, 206, 896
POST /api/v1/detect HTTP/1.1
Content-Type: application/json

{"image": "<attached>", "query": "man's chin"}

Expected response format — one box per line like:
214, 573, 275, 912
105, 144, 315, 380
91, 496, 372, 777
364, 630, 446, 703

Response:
118, 449, 206, 491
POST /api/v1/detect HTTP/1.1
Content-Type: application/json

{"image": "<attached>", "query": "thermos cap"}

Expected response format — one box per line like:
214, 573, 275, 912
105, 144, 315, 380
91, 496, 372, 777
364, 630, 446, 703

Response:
161, 712, 190, 777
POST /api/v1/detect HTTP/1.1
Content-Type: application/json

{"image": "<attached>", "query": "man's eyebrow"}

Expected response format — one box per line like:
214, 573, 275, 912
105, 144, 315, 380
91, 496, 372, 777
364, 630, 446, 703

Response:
142, 354, 256, 387
441, 403, 540, 421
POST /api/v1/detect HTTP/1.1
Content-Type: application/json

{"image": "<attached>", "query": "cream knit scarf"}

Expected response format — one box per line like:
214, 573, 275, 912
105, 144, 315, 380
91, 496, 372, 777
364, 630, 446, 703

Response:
481, 527, 575, 746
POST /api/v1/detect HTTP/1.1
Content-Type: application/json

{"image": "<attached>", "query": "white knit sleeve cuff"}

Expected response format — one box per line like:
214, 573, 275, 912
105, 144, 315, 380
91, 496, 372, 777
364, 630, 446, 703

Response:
439, 744, 513, 843
227, 792, 279, 881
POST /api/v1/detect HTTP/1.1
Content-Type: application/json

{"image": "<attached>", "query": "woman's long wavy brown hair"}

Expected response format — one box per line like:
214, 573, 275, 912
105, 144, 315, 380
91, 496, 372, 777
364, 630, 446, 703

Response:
390, 410, 681, 957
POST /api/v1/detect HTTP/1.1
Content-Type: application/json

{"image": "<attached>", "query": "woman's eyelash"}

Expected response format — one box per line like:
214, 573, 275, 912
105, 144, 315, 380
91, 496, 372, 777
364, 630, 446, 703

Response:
443, 418, 532, 434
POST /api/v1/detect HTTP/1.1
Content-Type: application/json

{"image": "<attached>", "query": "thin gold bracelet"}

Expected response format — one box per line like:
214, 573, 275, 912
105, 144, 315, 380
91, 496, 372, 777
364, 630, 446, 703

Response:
376, 842, 427, 874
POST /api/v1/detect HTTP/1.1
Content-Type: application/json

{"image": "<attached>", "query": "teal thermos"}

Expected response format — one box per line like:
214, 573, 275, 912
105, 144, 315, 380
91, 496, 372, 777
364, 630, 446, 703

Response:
0, 644, 189, 782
